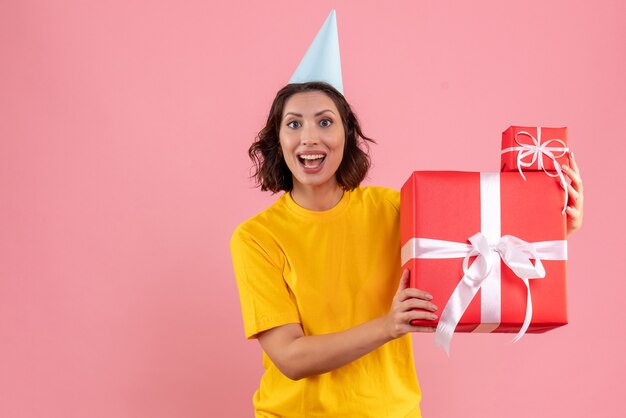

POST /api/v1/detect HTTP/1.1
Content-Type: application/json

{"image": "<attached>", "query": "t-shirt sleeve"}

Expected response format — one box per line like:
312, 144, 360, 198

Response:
384, 187, 400, 212
230, 226, 301, 339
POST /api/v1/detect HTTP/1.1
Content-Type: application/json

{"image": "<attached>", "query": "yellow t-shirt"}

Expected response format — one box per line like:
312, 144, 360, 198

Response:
230, 186, 422, 418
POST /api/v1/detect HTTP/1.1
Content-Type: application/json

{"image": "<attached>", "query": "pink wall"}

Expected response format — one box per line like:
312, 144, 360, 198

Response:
1, 1, 624, 417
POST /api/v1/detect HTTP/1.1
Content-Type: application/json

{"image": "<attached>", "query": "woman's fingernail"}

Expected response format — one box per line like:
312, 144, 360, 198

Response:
570, 151, 575, 159
431, 314, 438, 320
432, 304, 438, 311
562, 164, 569, 171
425, 293, 433, 300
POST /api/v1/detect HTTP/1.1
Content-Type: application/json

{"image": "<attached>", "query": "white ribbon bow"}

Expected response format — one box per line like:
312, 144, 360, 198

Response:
501, 127, 570, 213
401, 234, 567, 355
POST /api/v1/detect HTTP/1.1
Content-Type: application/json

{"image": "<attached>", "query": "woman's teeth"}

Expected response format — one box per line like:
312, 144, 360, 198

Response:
300, 154, 325, 168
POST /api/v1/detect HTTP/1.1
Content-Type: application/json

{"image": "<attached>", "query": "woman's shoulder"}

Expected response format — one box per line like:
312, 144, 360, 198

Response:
351, 185, 400, 211
231, 194, 290, 243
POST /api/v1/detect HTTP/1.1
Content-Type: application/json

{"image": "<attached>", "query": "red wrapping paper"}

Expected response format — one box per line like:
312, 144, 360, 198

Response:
400, 171, 567, 333
501, 126, 569, 172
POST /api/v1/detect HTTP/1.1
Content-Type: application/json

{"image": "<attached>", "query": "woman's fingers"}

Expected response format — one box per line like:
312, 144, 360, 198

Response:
387, 283, 439, 337
565, 205, 582, 219
393, 308, 437, 323
395, 269, 411, 293
567, 183, 581, 203
569, 151, 581, 176
395, 270, 434, 302
562, 164, 581, 187
388, 310, 437, 337
396, 296, 437, 325
399, 296, 438, 312
562, 155, 583, 194
406, 309, 438, 322
389, 272, 438, 335
396, 287, 433, 302
562, 152, 584, 238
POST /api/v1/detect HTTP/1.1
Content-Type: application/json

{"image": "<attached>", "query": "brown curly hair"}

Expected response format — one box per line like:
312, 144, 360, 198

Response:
249, 82, 375, 192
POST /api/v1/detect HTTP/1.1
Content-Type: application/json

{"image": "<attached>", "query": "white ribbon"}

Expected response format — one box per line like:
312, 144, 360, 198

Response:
501, 127, 570, 214
400, 173, 568, 355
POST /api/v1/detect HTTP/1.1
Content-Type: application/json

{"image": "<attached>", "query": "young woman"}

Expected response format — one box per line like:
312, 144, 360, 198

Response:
230, 81, 584, 417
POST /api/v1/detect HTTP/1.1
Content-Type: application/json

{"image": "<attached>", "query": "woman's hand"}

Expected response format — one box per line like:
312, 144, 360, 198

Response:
562, 152, 583, 237
384, 269, 438, 340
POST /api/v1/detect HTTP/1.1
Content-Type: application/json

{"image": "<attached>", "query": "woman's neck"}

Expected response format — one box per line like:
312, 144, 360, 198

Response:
290, 182, 344, 211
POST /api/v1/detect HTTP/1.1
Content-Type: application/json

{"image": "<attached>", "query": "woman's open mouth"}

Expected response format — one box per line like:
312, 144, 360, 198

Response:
298, 153, 326, 171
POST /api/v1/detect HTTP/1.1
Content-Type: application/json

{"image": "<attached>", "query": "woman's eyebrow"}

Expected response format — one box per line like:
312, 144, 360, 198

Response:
283, 112, 302, 119
283, 109, 336, 120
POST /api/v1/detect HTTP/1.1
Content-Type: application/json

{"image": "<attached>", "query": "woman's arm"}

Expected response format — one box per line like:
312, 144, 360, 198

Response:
563, 152, 583, 237
257, 269, 437, 381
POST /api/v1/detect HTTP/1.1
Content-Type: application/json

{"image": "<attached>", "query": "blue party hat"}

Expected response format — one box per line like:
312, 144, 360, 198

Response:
288, 10, 343, 94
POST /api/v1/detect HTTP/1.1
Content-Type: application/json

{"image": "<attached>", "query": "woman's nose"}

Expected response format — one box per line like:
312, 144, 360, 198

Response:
300, 124, 319, 145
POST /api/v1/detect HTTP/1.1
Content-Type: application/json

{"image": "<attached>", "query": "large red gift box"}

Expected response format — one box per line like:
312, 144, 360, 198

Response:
400, 171, 568, 341
501, 126, 570, 173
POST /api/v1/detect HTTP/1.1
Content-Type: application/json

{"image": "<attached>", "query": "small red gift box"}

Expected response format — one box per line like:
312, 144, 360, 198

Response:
400, 171, 568, 353
501, 126, 570, 173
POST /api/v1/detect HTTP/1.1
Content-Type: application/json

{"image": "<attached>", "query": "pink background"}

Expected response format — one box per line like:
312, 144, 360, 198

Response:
1, 1, 624, 417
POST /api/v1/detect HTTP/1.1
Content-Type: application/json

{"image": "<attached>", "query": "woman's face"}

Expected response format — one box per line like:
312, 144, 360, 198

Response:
279, 91, 345, 192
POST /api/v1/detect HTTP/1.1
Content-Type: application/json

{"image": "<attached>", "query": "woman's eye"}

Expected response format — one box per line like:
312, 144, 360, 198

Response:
319, 119, 332, 127
287, 121, 301, 129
